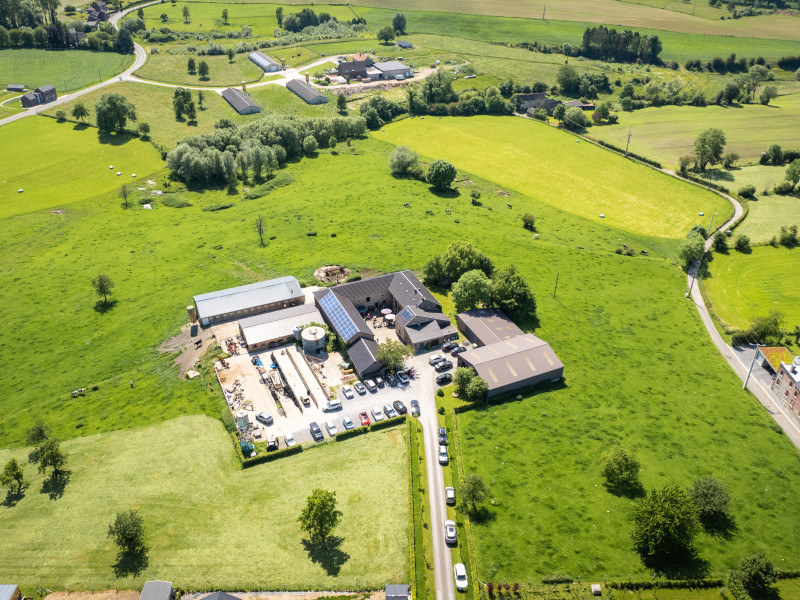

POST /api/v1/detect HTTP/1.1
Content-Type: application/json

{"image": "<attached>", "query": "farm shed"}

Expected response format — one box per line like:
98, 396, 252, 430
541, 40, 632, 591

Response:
348, 337, 383, 377
336, 52, 373, 79
457, 308, 524, 346
239, 303, 322, 350
5, 84, 24, 92
20, 91, 39, 108
396, 40, 413, 49
139, 581, 173, 600
201, 593, 242, 600
221, 87, 260, 115
286, 78, 328, 104
193, 276, 304, 326
0, 585, 21, 600
373, 61, 414, 80
457, 333, 563, 397
21, 84, 57, 107
385, 584, 412, 600
249, 51, 282, 72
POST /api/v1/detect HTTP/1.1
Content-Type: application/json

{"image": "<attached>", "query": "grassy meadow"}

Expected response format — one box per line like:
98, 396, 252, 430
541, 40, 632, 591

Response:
0, 49, 133, 93
737, 196, 800, 244
704, 245, 800, 330
0, 118, 164, 218
0, 416, 410, 590
375, 115, 730, 238
135, 50, 267, 87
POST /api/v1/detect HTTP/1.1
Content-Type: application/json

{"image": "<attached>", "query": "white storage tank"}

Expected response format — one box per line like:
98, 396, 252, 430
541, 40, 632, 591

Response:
301, 326, 326, 355
235, 410, 249, 431
293, 325, 303, 341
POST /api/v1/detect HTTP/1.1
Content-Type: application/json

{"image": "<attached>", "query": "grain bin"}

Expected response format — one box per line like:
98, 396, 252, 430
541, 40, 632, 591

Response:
235, 410, 249, 431
301, 326, 326, 355
293, 325, 303, 341
187, 305, 197, 323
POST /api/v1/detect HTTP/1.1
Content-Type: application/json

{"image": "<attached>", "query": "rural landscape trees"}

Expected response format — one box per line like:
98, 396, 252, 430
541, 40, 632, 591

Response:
376, 339, 415, 373
631, 485, 700, 566
95, 94, 137, 133
108, 509, 148, 576
299, 488, 342, 542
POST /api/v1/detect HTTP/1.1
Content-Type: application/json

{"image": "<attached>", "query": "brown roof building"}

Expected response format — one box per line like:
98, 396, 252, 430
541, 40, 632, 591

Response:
457, 308, 524, 346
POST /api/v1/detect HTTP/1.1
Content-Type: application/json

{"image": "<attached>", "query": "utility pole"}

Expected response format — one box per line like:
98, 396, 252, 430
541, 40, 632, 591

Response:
542, 4, 546, 19
708, 212, 718, 235
743, 344, 765, 390
553, 272, 559, 298
624, 129, 632, 157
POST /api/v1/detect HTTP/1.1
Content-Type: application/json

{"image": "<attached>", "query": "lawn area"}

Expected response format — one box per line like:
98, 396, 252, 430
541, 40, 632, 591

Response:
589, 93, 800, 167
0, 49, 133, 93
704, 245, 800, 330
738, 195, 800, 244
0, 415, 410, 591
0, 117, 164, 218
135, 50, 266, 87
375, 115, 729, 239
0, 90, 25, 119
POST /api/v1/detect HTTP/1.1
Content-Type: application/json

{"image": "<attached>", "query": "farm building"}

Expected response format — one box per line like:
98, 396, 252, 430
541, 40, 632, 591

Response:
563, 99, 596, 111
0, 585, 21, 600
348, 337, 383, 377
456, 333, 564, 397
385, 585, 412, 600
238, 303, 323, 350
201, 592, 242, 600
20, 84, 57, 108
67, 27, 86, 45
221, 87, 260, 115
519, 92, 561, 115
373, 61, 414, 80
756, 346, 793, 375
457, 308, 524, 346
249, 51, 281, 72
773, 355, 800, 416
193, 276, 304, 326
139, 581, 173, 600
336, 52, 373, 78
396, 40, 413, 49
5, 84, 24, 92
286, 78, 328, 104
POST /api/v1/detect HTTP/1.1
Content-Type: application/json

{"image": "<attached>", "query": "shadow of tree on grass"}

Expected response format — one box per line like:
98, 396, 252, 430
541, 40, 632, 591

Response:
113, 547, 149, 578
41, 469, 71, 500
94, 299, 118, 314
301, 536, 349, 576
2, 483, 29, 507
700, 511, 738, 540
644, 547, 710, 580
604, 480, 646, 500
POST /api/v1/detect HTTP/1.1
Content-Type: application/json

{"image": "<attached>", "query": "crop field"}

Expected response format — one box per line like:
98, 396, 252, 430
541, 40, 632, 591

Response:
704, 246, 800, 330
376, 115, 730, 238
0, 415, 410, 590
589, 93, 800, 167
135, 50, 267, 87
0, 118, 164, 218
0, 49, 133, 93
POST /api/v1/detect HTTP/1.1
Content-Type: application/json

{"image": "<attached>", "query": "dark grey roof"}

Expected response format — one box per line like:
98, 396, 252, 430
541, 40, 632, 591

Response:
139, 581, 172, 600
326, 274, 394, 303
221, 87, 260, 114
398, 305, 449, 328
389, 270, 439, 309
36, 84, 55, 94
22, 92, 37, 102
249, 51, 281, 70
201, 592, 242, 600
6, 84, 25, 92
286, 78, 327, 104
403, 319, 456, 345
396, 41, 413, 49
347, 337, 382, 376
458, 308, 524, 346
385, 585, 410, 600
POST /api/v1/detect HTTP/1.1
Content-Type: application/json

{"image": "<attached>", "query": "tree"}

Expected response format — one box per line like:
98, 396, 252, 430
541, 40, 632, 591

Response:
739, 553, 777, 596
376, 338, 415, 373
465, 375, 488, 402
108, 509, 146, 553
786, 159, 800, 189
71, 102, 88, 122
227, 48, 234, 62
392, 12, 406, 33
427, 159, 457, 191
377, 25, 395, 44
92, 273, 115, 304
735, 234, 751, 252
137, 122, 150, 139
453, 367, 474, 397
461, 474, 489, 513
182, 4, 189, 22
119, 184, 130, 209
553, 103, 566, 124
563, 106, 588, 131
690, 476, 731, 527
302, 134, 318, 154
490, 264, 536, 320
185, 100, 196, 122
0, 458, 24, 493
329, 136, 336, 149
600, 447, 641, 493
694, 128, 726, 170
759, 85, 777, 105
197, 89, 204, 108
522, 213, 535, 231
275, 6, 283, 27
115, 28, 134, 54
187, 57, 195, 73
26, 422, 49, 445
767, 143, 783, 165
298, 488, 342, 542
452, 269, 493, 313
678, 230, 705, 271
137, 7, 144, 19
197, 60, 209, 79
557, 64, 580, 94
631, 485, 700, 563
712, 231, 728, 253
254, 215, 265, 246
37, 438, 66, 475
221, 8, 228, 23
336, 93, 347, 113
55, 109, 66, 122
160, 13, 168, 22
95, 93, 136, 133
722, 152, 739, 169
389, 145, 419, 176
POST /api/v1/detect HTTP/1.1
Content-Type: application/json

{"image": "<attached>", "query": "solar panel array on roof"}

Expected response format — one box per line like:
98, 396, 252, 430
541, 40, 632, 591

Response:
319, 292, 359, 342
398, 306, 414, 322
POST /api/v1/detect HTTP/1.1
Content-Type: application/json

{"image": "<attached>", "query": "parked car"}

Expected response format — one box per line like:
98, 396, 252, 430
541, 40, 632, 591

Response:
284, 433, 297, 447
359, 411, 371, 426
354, 381, 367, 394
397, 372, 410, 385
393, 400, 407, 415
325, 420, 338, 436
444, 519, 457, 544
454, 563, 468, 591
309, 422, 324, 441
410, 399, 420, 416
435, 360, 453, 372
438, 427, 448, 445
442, 342, 456, 352
342, 416, 354, 430
383, 403, 398, 418
322, 399, 342, 412
451, 346, 467, 356
371, 406, 385, 421
436, 372, 453, 385
428, 354, 446, 366
385, 372, 397, 386
342, 385, 354, 399
255, 412, 273, 426
364, 379, 378, 392
445, 486, 456, 505
375, 376, 385, 388
267, 434, 278, 450
438, 444, 448, 465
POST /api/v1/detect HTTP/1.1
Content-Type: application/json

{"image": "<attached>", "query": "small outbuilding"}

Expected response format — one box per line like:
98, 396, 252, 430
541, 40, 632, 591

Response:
201, 593, 242, 600
6, 84, 25, 92
286, 78, 328, 104
21, 84, 58, 108
0, 585, 21, 600
139, 581, 173, 600
20, 91, 39, 108
249, 51, 282, 72
221, 87, 260, 115
385, 584, 412, 600
396, 40, 413, 49
239, 303, 323, 350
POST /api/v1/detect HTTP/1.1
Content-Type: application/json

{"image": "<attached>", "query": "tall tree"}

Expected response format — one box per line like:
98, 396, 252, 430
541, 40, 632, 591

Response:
461, 474, 489, 513
119, 184, 130, 209
0, 458, 25, 493
391, 12, 406, 33
465, 375, 488, 402
26, 422, 49, 445
187, 56, 195, 73
37, 438, 67, 475
336, 93, 347, 113
254, 214, 265, 246
694, 128, 726, 170
490, 264, 536, 320
376, 339, 415, 373
95, 93, 136, 132
71, 102, 88, 122
376, 25, 394, 44
137, 121, 150, 139
275, 6, 283, 26
631, 485, 700, 563
182, 4, 189, 22
556, 64, 580, 94
426, 159, 456, 191
108, 509, 146, 553
221, 8, 228, 23
452, 269, 493, 313
197, 60, 209, 78
298, 488, 342, 542
739, 553, 777, 596
785, 159, 800, 189
92, 273, 115, 303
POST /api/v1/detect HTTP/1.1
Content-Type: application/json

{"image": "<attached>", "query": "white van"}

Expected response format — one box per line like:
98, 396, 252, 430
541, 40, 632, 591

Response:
322, 399, 342, 412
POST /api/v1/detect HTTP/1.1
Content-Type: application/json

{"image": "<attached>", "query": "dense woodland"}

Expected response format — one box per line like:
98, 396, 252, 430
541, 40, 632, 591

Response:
580, 26, 663, 64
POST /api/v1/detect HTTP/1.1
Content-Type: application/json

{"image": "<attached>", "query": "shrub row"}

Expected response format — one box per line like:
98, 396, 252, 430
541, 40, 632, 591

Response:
594, 139, 662, 168
682, 173, 730, 194
608, 579, 724, 590
370, 415, 407, 431
231, 432, 304, 467
408, 420, 427, 600
244, 171, 295, 199
335, 425, 368, 441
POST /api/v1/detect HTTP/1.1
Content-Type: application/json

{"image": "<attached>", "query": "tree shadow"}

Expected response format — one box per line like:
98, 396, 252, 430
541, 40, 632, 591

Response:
112, 547, 150, 578
700, 512, 738, 540
747, 585, 781, 600
603, 480, 646, 499
469, 506, 496, 524
97, 131, 135, 146
2, 483, 29, 507
429, 186, 461, 199
41, 470, 71, 500
72, 122, 90, 131
300, 536, 350, 576
94, 299, 118, 313
643, 547, 710, 579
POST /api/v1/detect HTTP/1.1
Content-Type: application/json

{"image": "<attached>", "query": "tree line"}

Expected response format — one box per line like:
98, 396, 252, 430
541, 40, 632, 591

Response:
580, 26, 662, 64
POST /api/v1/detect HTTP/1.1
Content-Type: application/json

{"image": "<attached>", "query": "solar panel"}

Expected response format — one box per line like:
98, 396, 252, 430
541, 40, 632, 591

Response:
319, 292, 359, 341
398, 306, 414, 322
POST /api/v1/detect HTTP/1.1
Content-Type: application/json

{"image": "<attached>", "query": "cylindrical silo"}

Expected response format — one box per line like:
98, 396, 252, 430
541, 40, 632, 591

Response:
301, 326, 326, 355
187, 305, 197, 323
235, 410, 249, 431
293, 326, 303, 341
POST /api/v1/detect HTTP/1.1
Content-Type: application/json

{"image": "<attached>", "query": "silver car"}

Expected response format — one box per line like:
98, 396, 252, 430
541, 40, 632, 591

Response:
383, 404, 398, 418
444, 519, 457, 544
438, 445, 448, 465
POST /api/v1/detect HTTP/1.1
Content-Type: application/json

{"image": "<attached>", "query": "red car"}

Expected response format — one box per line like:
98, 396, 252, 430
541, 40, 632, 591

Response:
359, 411, 371, 426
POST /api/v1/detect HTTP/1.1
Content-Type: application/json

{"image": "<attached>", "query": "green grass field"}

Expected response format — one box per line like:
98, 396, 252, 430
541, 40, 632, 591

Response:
0, 90, 25, 118
376, 115, 730, 238
738, 196, 800, 244
0, 49, 133, 93
704, 245, 800, 330
0, 118, 164, 218
589, 93, 800, 167
0, 415, 410, 590
135, 50, 267, 87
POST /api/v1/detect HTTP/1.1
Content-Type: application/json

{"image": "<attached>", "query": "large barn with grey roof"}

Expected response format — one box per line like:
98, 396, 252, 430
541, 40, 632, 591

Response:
221, 88, 260, 115
193, 276, 304, 326
286, 78, 328, 104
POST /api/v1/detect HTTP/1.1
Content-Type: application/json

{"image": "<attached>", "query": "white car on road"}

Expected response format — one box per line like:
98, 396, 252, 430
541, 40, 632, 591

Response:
342, 385, 354, 399
454, 563, 468, 591
371, 406, 385, 421
325, 420, 338, 436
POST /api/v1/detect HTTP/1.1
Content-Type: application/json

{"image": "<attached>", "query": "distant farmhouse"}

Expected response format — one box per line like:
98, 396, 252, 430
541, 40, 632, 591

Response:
6, 84, 25, 92
336, 52, 373, 79
773, 355, 800, 416
520, 92, 595, 116
249, 51, 282, 72
20, 84, 57, 108
67, 27, 86, 46
85, 0, 109, 27
221, 87, 260, 115
286, 78, 328, 104
336, 54, 413, 82
193, 276, 304, 326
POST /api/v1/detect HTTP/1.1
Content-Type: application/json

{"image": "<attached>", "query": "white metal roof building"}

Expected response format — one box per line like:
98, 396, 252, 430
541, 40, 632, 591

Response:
373, 61, 414, 80
139, 581, 172, 600
193, 276, 304, 325
0, 585, 21, 600
239, 303, 322, 350
249, 51, 281, 72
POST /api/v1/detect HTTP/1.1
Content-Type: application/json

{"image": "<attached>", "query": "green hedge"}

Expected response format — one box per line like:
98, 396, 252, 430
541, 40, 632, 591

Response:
608, 579, 723, 590
683, 172, 730, 194
370, 415, 407, 431
230, 432, 304, 467
594, 139, 663, 168
335, 425, 369, 441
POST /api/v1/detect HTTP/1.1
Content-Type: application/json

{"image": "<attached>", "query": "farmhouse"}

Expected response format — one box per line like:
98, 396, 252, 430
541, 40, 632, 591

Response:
336, 52, 373, 78
193, 276, 304, 326
372, 61, 414, 80
67, 27, 86, 45
139, 581, 173, 600
86, 0, 109, 21
20, 84, 57, 108
249, 51, 282, 72
0, 585, 21, 600
519, 92, 561, 115
773, 355, 800, 415
456, 309, 563, 397
238, 303, 323, 351
221, 87, 260, 115
5, 84, 25, 92
286, 79, 328, 104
